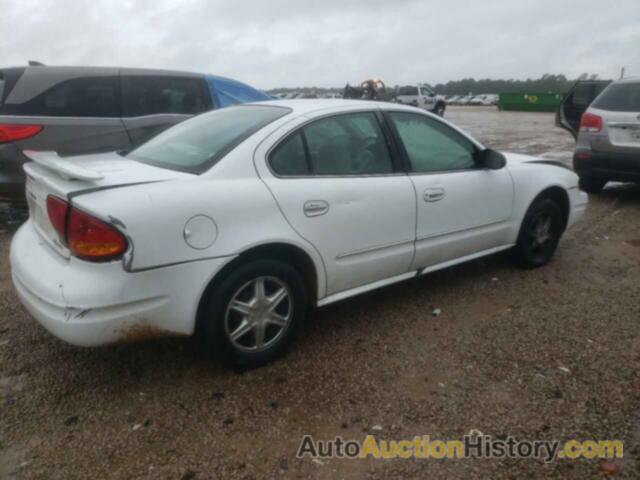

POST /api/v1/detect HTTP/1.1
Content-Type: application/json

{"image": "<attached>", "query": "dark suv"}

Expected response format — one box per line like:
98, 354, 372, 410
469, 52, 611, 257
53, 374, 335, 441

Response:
0, 65, 270, 204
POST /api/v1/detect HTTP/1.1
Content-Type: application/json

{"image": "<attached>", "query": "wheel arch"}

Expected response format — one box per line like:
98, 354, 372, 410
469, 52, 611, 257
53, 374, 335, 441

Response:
195, 241, 322, 332
529, 186, 570, 231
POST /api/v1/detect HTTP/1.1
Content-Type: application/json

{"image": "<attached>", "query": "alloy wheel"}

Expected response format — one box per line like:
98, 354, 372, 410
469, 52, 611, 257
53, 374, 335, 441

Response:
224, 276, 293, 352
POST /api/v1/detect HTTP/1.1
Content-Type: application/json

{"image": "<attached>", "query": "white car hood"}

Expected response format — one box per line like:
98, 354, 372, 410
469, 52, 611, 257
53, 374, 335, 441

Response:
502, 152, 540, 165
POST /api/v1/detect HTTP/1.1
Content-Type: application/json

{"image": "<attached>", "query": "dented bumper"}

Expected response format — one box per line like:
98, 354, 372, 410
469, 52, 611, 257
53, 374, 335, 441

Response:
10, 221, 231, 346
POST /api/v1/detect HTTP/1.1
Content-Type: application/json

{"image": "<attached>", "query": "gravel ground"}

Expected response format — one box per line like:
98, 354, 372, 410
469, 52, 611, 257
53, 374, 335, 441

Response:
1, 106, 639, 479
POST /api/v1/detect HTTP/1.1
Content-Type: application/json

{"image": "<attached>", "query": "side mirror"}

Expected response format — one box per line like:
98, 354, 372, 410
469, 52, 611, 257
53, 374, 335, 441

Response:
477, 149, 506, 170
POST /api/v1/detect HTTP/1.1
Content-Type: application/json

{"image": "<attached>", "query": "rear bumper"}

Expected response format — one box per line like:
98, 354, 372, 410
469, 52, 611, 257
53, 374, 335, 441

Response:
573, 149, 640, 181
10, 221, 232, 346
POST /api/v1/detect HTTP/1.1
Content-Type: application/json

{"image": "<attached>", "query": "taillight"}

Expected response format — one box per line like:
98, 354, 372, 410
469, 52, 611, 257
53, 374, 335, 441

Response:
67, 208, 128, 261
0, 123, 43, 143
579, 112, 602, 133
46, 195, 127, 262
46, 195, 68, 238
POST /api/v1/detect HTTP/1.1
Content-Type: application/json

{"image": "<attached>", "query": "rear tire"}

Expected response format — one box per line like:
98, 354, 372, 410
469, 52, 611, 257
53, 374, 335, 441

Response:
578, 176, 607, 194
511, 198, 564, 269
199, 259, 307, 369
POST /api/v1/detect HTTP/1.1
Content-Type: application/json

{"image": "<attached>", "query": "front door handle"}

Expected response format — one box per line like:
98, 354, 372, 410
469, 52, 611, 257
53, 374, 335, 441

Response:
423, 187, 446, 203
303, 200, 330, 217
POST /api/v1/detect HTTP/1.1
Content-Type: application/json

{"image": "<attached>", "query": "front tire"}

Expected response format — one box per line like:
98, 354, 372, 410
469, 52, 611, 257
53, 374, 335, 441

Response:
434, 103, 446, 116
199, 259, 308, 368
511, 198, 564, 269
578, 176, 607, 194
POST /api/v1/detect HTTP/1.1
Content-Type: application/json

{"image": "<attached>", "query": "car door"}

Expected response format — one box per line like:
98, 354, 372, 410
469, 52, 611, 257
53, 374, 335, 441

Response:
120, 71, 211, 147
385, 110, 514, 269
556, 80, 611, 139
258, 110, 417, 295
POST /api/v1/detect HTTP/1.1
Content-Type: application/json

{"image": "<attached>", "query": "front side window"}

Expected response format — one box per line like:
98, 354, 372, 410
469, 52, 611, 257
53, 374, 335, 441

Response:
390, 112, 476, 173
420, 86, 434, 96
128, 105, 290, 173
269, 112, 394, 176
122, 76, 208, 117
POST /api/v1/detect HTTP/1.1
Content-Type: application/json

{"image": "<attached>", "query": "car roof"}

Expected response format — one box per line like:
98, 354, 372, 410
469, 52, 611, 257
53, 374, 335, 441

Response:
250, 99, 419, 115
614, 76, 640, 85
0, 65, 205, 78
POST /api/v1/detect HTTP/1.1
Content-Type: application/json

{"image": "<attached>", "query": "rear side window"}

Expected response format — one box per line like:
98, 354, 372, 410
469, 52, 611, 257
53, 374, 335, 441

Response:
592, 83, 640, 112
269, 112, 394, 176
399, 86, 418, 96
269, 132, 310, 176
122, 76, 209, 117
0, 76, 119, 117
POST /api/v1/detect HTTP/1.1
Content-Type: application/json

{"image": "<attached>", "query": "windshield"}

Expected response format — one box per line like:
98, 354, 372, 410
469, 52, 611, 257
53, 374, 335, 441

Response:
591, 82, 640, 112
127, 105, 290, 173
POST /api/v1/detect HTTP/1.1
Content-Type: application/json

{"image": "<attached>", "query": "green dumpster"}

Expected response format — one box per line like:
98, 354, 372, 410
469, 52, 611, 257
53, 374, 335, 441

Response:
497, 92, 563, 112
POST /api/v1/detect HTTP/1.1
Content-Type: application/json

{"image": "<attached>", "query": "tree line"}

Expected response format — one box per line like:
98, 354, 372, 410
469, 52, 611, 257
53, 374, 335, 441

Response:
432, 73, 602, 95
267, 73, 605, 96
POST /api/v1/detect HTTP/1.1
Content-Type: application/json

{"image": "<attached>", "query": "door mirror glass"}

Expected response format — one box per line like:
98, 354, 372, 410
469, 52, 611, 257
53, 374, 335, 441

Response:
477, 149, 506, 170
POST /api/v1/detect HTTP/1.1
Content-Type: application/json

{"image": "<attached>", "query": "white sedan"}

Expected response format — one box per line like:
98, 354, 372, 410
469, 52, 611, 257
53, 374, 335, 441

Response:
10, 100, 588, 367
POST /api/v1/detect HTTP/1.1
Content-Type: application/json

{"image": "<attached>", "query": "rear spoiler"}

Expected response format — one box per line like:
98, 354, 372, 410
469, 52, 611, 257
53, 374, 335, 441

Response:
23, 151, 104, 181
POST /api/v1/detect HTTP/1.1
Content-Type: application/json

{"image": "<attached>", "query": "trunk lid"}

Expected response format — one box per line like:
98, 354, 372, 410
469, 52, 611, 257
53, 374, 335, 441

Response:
23, 150, 192, 258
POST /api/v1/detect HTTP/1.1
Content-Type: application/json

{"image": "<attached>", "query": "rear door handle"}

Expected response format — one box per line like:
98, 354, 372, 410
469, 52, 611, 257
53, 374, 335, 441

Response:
303, 200, 330, 217
423, 187, 446, 203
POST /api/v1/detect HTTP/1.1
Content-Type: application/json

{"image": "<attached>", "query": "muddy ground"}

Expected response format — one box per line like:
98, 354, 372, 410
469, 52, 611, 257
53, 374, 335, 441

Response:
1, 106, 639, 479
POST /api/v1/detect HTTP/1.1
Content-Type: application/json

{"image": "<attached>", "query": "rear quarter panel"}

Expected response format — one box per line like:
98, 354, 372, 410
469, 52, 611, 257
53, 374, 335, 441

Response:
71, 142, 327, 297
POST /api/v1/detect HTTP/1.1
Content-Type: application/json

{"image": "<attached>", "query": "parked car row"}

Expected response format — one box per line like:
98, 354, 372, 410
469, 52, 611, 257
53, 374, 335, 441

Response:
0, 65, 271, 204
446, 94, 498, 106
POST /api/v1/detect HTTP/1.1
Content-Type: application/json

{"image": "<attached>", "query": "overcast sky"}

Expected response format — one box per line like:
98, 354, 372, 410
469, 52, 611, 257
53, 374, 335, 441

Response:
2, 0, 639, 89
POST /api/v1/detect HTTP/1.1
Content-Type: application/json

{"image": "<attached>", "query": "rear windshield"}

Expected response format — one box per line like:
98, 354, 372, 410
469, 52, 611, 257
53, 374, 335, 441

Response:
127, 105, 290, 174
591, 82, 640, 112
